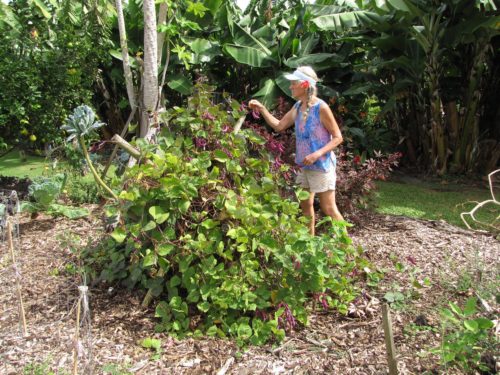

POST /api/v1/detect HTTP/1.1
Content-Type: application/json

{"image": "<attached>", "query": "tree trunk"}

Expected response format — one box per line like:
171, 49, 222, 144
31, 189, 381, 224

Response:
115, 0, 137, 112
141, 0, 158, 137
157, 2, 168, 65
428, 58, 447, 175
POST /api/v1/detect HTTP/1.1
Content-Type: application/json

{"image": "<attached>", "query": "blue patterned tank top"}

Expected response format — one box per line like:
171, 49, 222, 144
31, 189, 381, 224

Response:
294, 99, 336, 172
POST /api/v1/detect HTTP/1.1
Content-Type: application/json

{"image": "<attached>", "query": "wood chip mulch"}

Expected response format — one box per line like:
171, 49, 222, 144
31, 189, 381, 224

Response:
1, 209, 498, 374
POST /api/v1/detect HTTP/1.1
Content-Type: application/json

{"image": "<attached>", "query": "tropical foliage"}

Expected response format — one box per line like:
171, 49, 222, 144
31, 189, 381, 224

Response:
1, 0, 498, 174
0, 0, 112, 150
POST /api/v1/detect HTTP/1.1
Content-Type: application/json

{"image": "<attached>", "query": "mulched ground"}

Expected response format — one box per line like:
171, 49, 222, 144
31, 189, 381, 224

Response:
0, 209, 498, 374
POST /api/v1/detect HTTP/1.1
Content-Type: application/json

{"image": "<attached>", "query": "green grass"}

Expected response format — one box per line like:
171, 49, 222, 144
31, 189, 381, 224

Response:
374, 179, 498, 229
0, 149, 49, 178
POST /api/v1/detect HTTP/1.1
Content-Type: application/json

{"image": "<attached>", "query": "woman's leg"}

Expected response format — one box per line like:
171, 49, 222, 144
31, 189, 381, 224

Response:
300, 189, 316, 235
318, 190, 344, 221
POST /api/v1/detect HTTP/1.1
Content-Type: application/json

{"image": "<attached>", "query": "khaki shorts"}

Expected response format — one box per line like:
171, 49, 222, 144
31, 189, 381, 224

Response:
296, 168, 337, 193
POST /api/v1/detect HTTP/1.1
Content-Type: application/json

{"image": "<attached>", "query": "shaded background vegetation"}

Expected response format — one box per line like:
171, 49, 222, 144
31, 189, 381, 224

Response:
0, 0, 498, 174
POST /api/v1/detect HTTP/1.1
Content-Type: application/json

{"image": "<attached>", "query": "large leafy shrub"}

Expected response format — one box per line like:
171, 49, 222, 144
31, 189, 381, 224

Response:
85, 84, 367, 344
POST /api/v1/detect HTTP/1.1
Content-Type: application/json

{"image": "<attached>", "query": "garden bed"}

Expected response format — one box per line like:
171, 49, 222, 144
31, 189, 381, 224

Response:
0, 210, 497, 374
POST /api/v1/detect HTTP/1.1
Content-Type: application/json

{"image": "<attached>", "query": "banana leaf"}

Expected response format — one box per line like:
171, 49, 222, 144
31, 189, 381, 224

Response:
223, 44, 273, 67
167, 74, 193, 95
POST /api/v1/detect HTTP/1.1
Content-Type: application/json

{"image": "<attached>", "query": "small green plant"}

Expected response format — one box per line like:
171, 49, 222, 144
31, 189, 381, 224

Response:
62, 105, 117, 200
22, 358, 68, 375
383, 289, 406, 309
140, 337, 162, 360
435, 297, 495, 372
22, 174, 89, 219
65, 177, 100, 204
102, 363, 132, 375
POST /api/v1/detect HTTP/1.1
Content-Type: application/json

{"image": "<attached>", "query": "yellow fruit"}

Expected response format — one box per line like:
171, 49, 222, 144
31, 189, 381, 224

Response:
29, 134, 37, 142
20, 129, 28, 136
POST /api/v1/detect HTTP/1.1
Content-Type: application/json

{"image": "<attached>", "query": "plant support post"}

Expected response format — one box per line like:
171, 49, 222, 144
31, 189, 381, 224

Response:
7, 220, 27, 337
73, 295, 82, 375
382, 304, 398, 375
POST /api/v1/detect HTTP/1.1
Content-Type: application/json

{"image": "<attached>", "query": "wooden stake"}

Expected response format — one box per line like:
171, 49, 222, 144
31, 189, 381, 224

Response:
382, 304, 398, 375
232, 116, 245, 134
73, 296, 82, 375
110, 134, 141, 160
7, 220, 27, 337
141, 268, 165, 307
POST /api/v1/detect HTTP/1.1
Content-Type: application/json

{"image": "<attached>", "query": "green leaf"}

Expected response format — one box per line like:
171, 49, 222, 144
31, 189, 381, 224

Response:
463, 320, 478, 332
167, 74, 193, 95
143, 220, 157, 231
223, 44, 273, 68
197, 301, 210, 312
237, 323, 252, 339
252, 79, 280, 108
386, 0, 424, 16
475, 317, 494, 330
214, 150, 230, 162
149, 206, 170, 224
157, 244, 175, 256
49, 204, 89, 219
206, 325, 218, 336
201, 219, 219, 229
178, 199, 191, 214
296, 190, 310, 201
311, 10, 384, 32
33, 0, 51, 18
169, 275, 181, 287
443, 351, 455, 363
140, 337, 161, 351
463, 297, 477, 317
186, 38, 212, 54
111, 227, 127, 243
143, 250, 157, 267
285, 53, 339, 68
449, 302, 463, 317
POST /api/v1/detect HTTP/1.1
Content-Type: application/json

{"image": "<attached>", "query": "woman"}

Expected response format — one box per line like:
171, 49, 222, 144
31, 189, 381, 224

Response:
249, 66, 344, 235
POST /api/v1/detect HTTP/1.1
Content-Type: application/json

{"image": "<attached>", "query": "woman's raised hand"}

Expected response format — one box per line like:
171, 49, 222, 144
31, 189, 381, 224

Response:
248, 99, 264, 112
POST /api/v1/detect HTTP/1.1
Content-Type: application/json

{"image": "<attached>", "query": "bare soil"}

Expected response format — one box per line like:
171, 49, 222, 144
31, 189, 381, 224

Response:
0, 209, 498, 375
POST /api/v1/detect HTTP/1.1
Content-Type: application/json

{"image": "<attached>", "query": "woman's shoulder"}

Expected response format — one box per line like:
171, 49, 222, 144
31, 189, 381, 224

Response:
315, 98, 327, 107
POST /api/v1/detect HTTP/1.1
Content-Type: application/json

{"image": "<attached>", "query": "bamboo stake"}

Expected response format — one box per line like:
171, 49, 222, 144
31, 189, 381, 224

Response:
73, 296, 82, 375
111, 134, 141, 160
7, 220, 27, 337
232, 116, 246, 134
382, 304, 398, 375
141, 268, 165, 307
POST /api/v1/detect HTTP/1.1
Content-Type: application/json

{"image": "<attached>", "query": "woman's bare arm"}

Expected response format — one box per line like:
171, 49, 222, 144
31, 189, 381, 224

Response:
249, 99, 295, 133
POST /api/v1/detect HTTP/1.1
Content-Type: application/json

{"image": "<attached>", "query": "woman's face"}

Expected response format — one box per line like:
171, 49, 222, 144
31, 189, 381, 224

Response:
289, 80, 305, 98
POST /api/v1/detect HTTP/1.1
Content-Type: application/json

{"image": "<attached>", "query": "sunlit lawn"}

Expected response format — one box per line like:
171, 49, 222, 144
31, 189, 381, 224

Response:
0, 148, 110, 183
0, 149, 49, 178
374, 179, 498, 229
